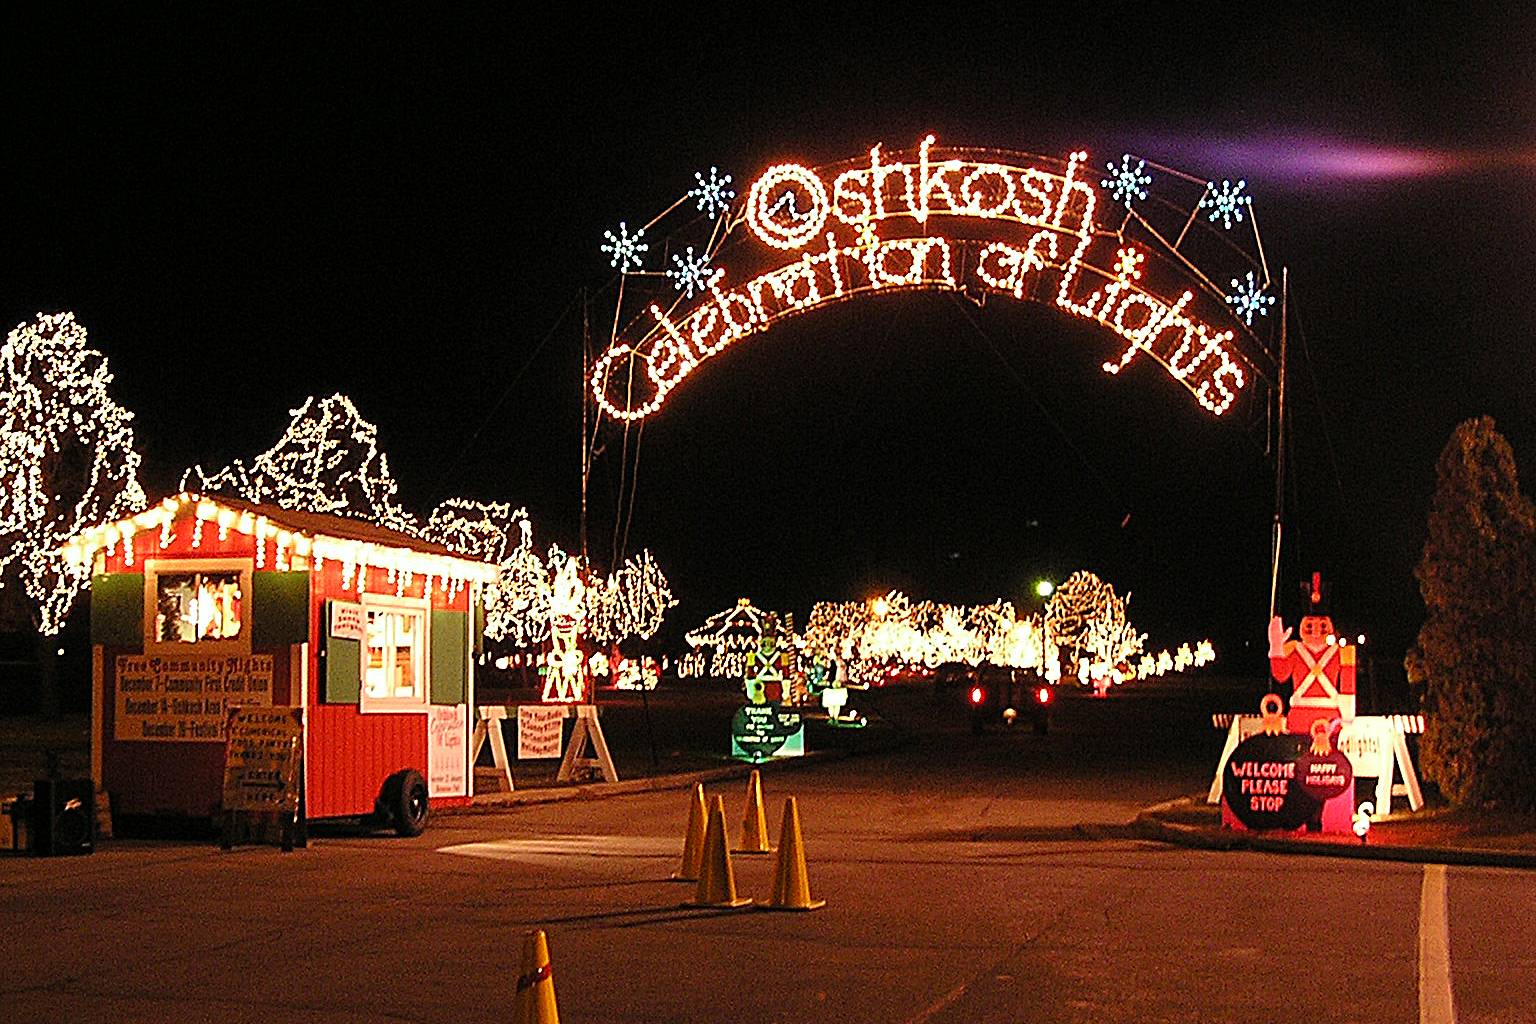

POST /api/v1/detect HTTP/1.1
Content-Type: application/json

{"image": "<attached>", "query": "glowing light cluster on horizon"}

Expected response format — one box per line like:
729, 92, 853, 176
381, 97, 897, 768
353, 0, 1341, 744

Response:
803, 581, 1216, 687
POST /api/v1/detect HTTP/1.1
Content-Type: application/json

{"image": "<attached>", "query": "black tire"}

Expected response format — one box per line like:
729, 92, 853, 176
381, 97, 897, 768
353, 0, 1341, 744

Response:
1033, 716, 1049, 736
383, 769, 429, 837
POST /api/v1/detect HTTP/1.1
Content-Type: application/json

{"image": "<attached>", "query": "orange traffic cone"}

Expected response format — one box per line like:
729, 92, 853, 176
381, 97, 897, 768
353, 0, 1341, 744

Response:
514, 928, 560, 1024
759, 797, 825, 911
736, 769, 773, 855
672, 783, 708, 881
684, 795, 752, 909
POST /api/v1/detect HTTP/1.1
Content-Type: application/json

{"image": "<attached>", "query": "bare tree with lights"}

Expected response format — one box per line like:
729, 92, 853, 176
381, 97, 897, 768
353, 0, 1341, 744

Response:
0, 312, 146, 714
182, 393, 417, 533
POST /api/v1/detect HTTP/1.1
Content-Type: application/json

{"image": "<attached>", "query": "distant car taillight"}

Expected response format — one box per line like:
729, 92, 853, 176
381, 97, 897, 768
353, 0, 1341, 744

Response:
1037, 687, 1052, 704
969, 686, 985, 705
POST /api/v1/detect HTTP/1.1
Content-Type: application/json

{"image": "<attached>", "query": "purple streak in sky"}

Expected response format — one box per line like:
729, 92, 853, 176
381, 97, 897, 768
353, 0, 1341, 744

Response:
1134, 133, 1536, 185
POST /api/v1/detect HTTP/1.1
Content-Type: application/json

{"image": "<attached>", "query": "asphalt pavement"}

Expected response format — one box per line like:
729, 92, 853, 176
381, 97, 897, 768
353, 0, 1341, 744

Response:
3, 679, 1534, 1023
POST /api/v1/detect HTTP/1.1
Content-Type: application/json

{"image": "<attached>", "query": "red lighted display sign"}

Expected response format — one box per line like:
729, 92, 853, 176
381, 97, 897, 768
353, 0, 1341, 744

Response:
592, 137, 1265, 423
1221, 697, 1354, 833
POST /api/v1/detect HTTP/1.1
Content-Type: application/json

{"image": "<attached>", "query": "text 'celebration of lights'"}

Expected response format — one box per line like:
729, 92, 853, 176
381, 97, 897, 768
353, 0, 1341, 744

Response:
590, 136, 1279, 423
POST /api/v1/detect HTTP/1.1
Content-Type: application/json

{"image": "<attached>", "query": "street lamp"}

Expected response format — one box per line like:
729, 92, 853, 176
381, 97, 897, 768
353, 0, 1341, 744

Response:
1034, 580, 1054, 680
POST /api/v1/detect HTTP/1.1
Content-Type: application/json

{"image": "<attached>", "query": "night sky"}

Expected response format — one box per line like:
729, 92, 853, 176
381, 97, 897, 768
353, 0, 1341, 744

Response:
5, 5, 1534, 680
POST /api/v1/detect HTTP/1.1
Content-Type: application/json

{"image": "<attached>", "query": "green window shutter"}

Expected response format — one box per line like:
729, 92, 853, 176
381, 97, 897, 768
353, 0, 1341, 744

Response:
91, 574, 145, 646
430, 609, 467, 705
252, 571, 310, 648
322, 600, 361, 704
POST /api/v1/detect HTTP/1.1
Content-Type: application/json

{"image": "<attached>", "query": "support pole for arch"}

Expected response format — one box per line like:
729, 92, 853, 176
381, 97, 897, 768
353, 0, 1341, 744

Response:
1268, 267, 1288, 621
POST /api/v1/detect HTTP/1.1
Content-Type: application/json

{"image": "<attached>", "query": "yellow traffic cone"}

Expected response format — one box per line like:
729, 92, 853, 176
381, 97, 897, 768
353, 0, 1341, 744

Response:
759, 797, 825, 911
672, 783, 708, 881
514, 928, 560, 1024
684, 795, 752, 909
736, 769, 773, 855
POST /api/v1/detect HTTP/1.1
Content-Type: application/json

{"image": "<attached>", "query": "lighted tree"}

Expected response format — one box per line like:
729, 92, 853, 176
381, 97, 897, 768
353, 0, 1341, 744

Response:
184, 394, 677, 652
422, 498, 525, 564
1407, 417, 1536, 808
481, 532, 675, 650
588, 549, 676, 646
182, 393, 416, 532
481, 521, 554, 648
0, 313, 146, 712
1046, 570, 1144, 670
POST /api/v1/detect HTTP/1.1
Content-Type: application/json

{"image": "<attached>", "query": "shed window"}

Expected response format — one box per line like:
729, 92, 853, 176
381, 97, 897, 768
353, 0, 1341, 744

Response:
155, 571, 243, 643
360, 601, 428, 711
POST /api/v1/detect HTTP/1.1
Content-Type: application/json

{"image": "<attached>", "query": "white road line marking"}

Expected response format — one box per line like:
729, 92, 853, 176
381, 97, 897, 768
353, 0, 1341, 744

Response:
1419, 863, 1457, 1024
436, 835, 678, 862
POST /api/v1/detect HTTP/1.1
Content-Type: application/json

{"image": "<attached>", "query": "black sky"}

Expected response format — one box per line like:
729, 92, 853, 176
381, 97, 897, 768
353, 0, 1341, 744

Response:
4, 4, 1534, 676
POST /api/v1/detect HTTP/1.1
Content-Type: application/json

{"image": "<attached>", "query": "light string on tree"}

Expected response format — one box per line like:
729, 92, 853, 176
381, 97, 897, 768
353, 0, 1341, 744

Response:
798, 579, 1216, 688
182, 393, 417, 534
0, 312, 147, 635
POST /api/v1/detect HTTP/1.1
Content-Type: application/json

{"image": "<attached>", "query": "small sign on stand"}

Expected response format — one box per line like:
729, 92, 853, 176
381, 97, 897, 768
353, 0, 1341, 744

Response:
221, 706, 305, 852
517, 705, 565, 760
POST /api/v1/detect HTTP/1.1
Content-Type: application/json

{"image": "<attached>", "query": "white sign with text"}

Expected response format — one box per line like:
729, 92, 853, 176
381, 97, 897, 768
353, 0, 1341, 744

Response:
330, 601, 365, 642
517, 705, 565, 760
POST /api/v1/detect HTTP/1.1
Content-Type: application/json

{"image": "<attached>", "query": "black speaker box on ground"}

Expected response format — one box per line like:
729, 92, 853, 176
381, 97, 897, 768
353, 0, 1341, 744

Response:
32, 778, 95, 856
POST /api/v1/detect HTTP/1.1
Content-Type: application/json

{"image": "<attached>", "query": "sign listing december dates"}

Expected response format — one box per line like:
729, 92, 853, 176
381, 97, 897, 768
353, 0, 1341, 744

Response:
116, 654, 274, 741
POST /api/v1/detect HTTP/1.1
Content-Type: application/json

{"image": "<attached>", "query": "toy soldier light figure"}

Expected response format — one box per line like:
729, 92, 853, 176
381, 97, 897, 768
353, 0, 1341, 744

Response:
1267, 572, 1356, 738
744, 614, 791, 705
542, 554, 588, 703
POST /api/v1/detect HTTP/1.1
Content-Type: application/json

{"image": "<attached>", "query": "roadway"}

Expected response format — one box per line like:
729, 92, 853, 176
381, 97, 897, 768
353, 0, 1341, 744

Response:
2, 680, 1531, 1023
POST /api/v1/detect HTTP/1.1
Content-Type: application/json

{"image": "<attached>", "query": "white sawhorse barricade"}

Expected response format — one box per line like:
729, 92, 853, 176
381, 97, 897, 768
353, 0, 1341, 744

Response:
470, 704, 619, 793
1208, 713, 1425, 820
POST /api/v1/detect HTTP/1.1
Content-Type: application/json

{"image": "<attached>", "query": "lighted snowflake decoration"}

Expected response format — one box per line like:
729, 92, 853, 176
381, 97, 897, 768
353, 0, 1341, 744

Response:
1101, 155, 1151, 209
600, 221, 648, 272
1226, 271, 1275, 326
666, 245, 715, 298
689, 166, 735, 220
1199, 179, 1251, 230
1113, 246, 1145, 281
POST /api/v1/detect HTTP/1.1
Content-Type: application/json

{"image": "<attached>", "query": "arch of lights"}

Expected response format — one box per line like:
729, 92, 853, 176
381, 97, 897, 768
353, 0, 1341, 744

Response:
590, 137, 1279, 422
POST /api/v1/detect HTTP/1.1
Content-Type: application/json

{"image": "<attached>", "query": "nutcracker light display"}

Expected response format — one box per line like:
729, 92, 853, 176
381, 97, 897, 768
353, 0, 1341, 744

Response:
1267, 573, 1356, 736
744, 615, 792, 705
542, 554, 589, 703
1266, 573, 1356, 832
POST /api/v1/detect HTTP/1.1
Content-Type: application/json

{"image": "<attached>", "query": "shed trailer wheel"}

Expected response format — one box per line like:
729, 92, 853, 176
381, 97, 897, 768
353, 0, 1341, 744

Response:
382, 769, 430, 836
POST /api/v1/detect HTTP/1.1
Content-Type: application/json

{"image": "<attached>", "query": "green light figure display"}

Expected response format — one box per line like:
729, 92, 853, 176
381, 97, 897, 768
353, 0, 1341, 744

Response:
732, 614, 807, 761
744, 615, 790, 704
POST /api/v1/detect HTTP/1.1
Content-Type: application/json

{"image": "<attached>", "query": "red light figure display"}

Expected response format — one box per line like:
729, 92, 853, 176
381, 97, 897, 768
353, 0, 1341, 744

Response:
1267, 574, 1356, 832
1267, 573, 1356, 737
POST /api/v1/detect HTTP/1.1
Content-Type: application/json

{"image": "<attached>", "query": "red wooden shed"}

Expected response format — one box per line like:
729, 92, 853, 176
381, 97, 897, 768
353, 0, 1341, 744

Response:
64, 493, 501, 833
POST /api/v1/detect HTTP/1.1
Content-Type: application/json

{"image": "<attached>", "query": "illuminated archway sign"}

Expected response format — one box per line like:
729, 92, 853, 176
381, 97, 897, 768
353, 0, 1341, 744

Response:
590, 137, 1278, 421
